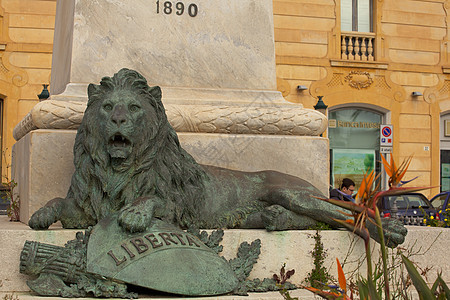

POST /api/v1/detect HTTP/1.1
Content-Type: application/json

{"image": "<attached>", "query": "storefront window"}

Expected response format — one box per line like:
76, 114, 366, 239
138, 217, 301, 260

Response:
328, 108, 382, 190
440, 115, 450, 192
441, 151, 450, 191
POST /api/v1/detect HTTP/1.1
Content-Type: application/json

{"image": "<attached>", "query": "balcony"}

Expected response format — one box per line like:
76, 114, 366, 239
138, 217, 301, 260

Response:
341, 31, 375, 61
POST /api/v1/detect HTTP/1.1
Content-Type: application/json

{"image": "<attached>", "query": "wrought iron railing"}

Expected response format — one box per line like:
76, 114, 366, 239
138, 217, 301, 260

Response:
341, 31, 375, 61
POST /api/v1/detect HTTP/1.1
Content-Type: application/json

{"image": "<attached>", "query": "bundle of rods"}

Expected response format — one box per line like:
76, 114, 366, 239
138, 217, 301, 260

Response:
20, 240, 86, 283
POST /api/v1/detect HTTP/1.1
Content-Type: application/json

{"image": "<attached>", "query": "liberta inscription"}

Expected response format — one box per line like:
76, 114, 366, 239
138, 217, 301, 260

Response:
106, 231, 204, 267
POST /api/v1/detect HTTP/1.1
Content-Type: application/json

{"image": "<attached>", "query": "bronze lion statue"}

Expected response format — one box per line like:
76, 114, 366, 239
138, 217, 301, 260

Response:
29, 68, 407, 247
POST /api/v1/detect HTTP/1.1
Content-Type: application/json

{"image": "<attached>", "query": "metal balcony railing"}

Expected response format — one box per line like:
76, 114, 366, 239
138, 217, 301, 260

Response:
341, 31, 375, 61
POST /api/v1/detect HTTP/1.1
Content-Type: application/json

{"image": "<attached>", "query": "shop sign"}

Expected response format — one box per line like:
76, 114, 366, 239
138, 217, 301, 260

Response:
329, 119, 380, 129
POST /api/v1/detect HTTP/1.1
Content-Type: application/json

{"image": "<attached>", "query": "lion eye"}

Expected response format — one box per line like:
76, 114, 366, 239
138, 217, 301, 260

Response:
129, 104, 141, 112
103, 104, 113, 111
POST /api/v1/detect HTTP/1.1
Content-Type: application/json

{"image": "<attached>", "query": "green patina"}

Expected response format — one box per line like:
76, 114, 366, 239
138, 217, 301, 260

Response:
23, 69, 408, 297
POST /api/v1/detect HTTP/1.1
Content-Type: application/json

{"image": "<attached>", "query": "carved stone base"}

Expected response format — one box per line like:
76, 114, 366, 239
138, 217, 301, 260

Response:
13, 99, 327, 141
12, 130, 329, 223
1, 216, 448, 295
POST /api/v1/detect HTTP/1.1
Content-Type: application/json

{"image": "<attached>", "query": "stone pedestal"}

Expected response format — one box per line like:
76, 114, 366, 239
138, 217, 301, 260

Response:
1, 216, 448, 295
12, 129, 329, 223
50, 0, 283, 106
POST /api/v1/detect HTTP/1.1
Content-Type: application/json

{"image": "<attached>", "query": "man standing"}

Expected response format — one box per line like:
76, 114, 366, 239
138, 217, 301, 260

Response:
330, 178, 356, 202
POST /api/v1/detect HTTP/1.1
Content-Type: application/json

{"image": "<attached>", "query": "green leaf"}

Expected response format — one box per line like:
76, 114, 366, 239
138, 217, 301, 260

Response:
431, 276, 440, 293
433, 274, 450, 299
438, 274, 450, 296
367, 278, 381, 300
357, 280, 368, 300
401, 254, 435, 299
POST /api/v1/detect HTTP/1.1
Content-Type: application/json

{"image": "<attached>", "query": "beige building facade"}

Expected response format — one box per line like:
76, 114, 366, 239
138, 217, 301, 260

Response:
1, 0, 450, 195
0, 0, 55, 180
274, 0, 450, 195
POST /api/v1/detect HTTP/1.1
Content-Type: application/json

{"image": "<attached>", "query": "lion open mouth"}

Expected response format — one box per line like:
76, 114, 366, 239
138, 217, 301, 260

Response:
108, 133, 132, 159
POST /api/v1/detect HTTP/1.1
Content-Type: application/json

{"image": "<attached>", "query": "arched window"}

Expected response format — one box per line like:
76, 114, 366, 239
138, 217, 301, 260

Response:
328, 108, 382, 190
341, 0, 373, 33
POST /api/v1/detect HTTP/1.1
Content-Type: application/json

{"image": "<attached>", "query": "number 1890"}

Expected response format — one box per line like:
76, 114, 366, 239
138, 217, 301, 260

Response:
156, 1, 198, 17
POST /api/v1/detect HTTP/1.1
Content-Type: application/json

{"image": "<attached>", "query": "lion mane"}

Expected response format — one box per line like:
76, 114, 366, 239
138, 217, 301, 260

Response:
66, 68, 209, 228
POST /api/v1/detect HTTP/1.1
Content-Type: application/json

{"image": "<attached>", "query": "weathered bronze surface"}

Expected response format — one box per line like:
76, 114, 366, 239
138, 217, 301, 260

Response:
20, 215, 285, 297
87, 216, 238, 296
27, 68, 407, 248
23, 68, 407, 297
20, 229, 136, 298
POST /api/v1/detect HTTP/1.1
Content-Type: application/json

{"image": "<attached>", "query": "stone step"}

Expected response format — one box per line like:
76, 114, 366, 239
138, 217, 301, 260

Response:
1, 216, 448, 297
1, 290, 318, 300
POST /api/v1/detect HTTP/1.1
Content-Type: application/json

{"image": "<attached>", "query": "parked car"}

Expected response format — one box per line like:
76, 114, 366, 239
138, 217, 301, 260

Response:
377, 192, 439, 226
429, 191, 450, 212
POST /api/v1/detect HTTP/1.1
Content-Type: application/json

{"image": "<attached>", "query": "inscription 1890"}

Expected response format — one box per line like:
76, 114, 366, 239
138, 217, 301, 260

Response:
156, 1, 198, 17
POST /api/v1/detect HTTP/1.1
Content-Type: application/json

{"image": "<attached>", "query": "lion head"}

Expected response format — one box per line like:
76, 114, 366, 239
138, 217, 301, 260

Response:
67, 68, 208, 227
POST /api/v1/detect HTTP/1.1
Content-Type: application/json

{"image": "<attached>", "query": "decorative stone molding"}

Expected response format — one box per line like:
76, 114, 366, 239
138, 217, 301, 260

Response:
310, 67, 406, 104
13, 100, 328, 141
0, 53, 28, 87
424, 76, 450, 104
0, 5, 29, 88
344, 71, 373, 89
276, 78, 291, 97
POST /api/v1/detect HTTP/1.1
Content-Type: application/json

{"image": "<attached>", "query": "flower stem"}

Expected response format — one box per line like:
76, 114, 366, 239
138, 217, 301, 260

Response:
364, 237, 373, 282
374, 207, 390, 299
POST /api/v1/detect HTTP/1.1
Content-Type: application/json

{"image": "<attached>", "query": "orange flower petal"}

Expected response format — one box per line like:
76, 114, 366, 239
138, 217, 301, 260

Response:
336, 258, 347, 294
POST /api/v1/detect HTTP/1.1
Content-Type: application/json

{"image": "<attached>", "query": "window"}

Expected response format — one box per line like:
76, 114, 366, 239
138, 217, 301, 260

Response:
341, 0, 373, 33
328, 108, 382, 189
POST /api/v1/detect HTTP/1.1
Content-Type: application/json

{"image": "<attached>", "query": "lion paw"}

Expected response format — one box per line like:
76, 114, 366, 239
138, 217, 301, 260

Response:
29, 207, 58, 230
118, 205, 152, 233
261, 205, 291, 231
368, 218, 408, 248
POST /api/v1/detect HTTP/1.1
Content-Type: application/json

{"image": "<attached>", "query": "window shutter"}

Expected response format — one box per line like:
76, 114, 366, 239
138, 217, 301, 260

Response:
357, 0, 371, 32
341, 0, 353, 31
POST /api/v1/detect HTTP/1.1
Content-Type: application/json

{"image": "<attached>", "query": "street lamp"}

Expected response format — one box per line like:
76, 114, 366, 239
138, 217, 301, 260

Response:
314, 96, 328, 137
314, 95, 328, 115
37, 84, 50, 101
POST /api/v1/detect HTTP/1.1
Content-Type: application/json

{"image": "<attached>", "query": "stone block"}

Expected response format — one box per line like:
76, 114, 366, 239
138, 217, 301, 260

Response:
399, 128, 432, 143
12, 129, 329, 223
50, 0, 284, 106
9, 14, 56, 29
25, 69, 52, 84
399, 114, 431, 129
273, 1, 335, 18
275, 42, 328, 59
9, 28, 54, 44
274, 15, 335, 31
274, 28, 329, 44
1, 216, 448, 295
276, 65, 326, 81
177, 133, 329, 195
389, 49, 440, 66
8, 52, 53, 68
382, 23, 445, 40
1, 0, 57, 15
399, 143, 431, 157
12, 130, 76, 223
